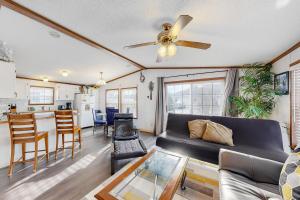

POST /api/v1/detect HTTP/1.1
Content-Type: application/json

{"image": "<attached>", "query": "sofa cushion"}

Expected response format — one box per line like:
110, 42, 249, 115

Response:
279, 152, 300, 200
219, 170, 282, 200
188, 119, 210, 139
202, 121, 234, 146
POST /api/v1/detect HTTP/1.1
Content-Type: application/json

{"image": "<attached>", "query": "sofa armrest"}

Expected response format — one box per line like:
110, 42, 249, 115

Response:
219, 149, 284, 185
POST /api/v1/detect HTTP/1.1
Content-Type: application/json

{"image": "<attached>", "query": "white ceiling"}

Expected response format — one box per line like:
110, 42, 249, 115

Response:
1, 0, 300, 84
0, 7, 137, 85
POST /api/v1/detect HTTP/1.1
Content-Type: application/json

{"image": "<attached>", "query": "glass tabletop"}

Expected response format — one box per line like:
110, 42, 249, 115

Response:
109, 150, 182, 200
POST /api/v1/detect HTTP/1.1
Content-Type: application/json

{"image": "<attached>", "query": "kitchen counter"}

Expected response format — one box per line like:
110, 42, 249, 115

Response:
0, 110, 78, 169
0, 110, 78, 124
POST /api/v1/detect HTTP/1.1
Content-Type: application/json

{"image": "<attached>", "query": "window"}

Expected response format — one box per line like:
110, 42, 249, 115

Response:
29, 86, 54, 105
120, 87, 138, 118
291, 69, 300, 148
106, 89, 119, 109
166, 79, 225, 116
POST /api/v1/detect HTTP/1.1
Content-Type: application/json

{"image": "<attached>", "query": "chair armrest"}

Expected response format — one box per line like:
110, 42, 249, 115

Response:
219, 149, 284, 185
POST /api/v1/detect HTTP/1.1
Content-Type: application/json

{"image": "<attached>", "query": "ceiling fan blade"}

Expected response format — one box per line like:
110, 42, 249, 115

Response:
169, 15, 193, 37
175, 40, 211, 49
124, 42, 156, 49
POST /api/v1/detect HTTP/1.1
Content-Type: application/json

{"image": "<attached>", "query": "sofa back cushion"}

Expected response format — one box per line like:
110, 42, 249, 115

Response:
202, 121, 234, 146
166, 113, 283, 151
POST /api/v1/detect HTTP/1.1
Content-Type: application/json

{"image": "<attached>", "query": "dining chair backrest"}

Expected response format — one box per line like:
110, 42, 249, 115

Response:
8, 113, 37, 140
54, 110, 75, 134
106, 107, 119, 126
93, 109, 102, 122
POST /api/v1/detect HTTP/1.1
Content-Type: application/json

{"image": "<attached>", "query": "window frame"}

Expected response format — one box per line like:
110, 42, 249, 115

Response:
290, 69, 299, 149
29, 85, 55, 105
165, 77, 225, 116
105, 88, 120, 109
120, 87, 138, 119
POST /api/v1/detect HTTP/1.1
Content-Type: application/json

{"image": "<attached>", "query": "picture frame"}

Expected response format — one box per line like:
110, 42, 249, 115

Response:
274, 71, 289, 95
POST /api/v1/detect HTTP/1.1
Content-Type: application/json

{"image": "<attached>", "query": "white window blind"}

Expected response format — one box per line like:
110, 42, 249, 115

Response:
29, 86, 54, 105
120, 88, 137, 118
106, 89, 119, 109
291, 69, 300, 146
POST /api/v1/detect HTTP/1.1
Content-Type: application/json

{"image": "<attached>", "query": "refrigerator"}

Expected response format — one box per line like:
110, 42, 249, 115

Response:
74, 94, 95, 128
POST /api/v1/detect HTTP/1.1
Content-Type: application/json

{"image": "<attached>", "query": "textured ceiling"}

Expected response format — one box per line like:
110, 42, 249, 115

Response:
1, 0, 300, 84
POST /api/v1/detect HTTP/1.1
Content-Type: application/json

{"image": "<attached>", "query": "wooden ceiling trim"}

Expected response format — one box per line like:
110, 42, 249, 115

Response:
106, 69, 142, 83
147, 65, 250, 69
270, 41, 300, 64
290, 59, 300, 67
17, 76, 84, 86
0, 0, 146, 70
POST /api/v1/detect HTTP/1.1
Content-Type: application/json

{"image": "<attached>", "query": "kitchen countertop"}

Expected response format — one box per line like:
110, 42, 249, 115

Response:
0, 110, 78, 124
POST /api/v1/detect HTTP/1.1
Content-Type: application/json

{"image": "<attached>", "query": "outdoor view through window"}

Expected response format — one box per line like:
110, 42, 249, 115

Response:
166, 80, 225, 116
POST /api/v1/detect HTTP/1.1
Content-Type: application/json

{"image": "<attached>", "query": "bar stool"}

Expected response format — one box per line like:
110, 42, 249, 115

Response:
7, 113, 49, 176
54, 110, 81, 159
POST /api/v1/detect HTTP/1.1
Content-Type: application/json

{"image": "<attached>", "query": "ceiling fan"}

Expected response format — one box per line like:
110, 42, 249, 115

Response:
124, 15, 211, 63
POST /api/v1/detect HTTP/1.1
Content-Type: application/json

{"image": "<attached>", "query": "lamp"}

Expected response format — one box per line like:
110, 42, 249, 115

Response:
96, 72, 106, 86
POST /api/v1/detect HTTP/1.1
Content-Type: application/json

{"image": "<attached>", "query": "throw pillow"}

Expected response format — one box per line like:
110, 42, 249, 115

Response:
279, 152, 300, 200
188, 119, 210, 139
202, 121, 234, 146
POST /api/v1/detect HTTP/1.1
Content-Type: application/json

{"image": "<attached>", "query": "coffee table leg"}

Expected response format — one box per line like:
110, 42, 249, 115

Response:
180, 170, 187, 190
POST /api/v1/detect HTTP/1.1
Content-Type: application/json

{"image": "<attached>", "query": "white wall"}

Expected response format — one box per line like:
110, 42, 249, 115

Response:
270, 47, 300, 151
270, 47, 300, 125
98, 68, 227, 132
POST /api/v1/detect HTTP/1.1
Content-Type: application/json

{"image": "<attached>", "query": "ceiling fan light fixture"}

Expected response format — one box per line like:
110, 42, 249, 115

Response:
158, 43, 177, 58
166, 43, 177, 57
158, 45, 167, 57
96, 72, 106, 86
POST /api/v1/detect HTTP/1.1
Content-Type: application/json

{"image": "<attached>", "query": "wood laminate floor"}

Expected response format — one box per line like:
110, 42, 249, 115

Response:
0, 128, 156, 200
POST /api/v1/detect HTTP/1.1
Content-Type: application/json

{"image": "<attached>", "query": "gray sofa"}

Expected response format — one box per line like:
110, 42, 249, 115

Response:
156, 113, 288, 164
219, 149, 283, 200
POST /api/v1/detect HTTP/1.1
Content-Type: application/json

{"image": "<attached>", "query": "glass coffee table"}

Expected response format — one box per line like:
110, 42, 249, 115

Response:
94, 148, 188, 200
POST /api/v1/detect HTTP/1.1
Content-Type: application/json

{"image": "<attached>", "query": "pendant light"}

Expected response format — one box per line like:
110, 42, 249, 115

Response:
96, 72, 106, 86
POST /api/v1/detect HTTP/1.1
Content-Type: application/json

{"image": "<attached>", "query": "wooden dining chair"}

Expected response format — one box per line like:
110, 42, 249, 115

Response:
7, 113, 49, 176
54, 110, 81, 159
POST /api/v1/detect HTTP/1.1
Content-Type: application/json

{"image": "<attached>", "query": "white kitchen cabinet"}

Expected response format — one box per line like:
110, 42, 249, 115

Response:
15, 79, 29, 99
0, 61, 16, 98
56, 84, 80, 101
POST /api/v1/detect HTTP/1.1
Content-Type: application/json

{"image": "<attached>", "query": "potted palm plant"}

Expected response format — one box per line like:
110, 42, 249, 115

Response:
231, 63, 279, 119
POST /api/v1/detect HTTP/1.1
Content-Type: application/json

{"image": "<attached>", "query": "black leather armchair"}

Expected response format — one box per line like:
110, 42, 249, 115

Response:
110, 113, 147, 174
219, 149, 284, 200
112, 113, 139, 141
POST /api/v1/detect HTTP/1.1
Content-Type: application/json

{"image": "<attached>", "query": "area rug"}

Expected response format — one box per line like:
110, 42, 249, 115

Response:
174, 158, 219, 200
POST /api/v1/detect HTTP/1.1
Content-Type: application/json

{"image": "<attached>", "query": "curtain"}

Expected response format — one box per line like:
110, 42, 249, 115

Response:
154, 77, 165, 136
222, 69, 239, 116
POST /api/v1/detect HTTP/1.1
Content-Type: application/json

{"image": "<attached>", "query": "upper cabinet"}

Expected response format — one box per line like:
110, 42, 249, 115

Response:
15, 79, 29, 100
0, 61, 16, 99
56, 84, 81, 101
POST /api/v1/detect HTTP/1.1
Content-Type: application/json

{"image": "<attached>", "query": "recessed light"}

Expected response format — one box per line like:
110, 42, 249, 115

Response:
61, 70, 69, 77
49, 30, 60, 38
42, 77, 49, 82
